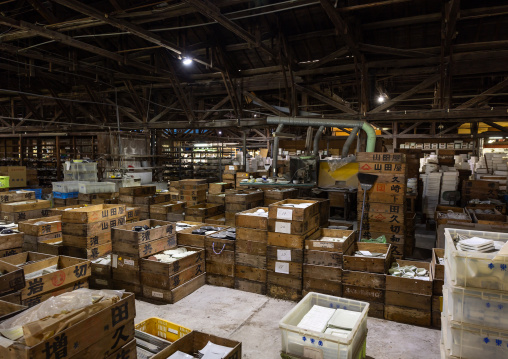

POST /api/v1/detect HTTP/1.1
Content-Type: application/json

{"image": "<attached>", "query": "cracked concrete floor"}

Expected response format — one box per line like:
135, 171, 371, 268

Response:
135, 285, 441, 359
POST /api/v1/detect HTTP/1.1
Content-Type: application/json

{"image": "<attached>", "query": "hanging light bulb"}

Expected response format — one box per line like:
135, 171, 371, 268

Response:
182, 57, 193, 66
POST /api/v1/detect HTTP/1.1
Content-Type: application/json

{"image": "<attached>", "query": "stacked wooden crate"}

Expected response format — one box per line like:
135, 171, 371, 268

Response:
0, 226, 24, 258
223, 165, 241, 189
169, 180, 180, 200
1, 199, 51, 223
461, 179, 500, 206
185, 203, 225, 223
225, 190, 264, 226
235, 171, 257, 188
343, 242, 392, 319
126, 206, 141, 223
234, 208, 268, 294
209, 182, 233, 194
179, 179, 207, 206
266, 199, 320, 301
61, 204, 126, 260
431, 248, 444, 328
303, 228, 355, 297
0, 292, 136, 359
118, 185, 157, 220
357, 152, 407, 258
19, 215, 62, 254
150, 201, 186, 222
385, 259, 433, 326
54, 196, 79, 207
140, 246, 205, 303
78, 192, 118, 205
205, 227, 236, 288
0, 255, 25, 298
177, 223, 228, 248
111, 219, 177, 295
263, 188, 298, 206
301, 197, 331, 227
3, 252, 91, 307
90, 255, 113, 289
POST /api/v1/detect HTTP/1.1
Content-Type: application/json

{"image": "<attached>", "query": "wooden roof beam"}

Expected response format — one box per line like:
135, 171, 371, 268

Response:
201, 96, 230, 121
295, 84, 358, 114
306, 46, 349, 69
183, 0, 277, 60
319, 0, 362, 59
243, 91, 287, 117
27, 0, 58, 24
369, 74, 441, 113
359, 43, 435, 58
124, 80, 147, 122
456, 77, 508, 109
19, 94, 44, 123
47, 88, 75, 123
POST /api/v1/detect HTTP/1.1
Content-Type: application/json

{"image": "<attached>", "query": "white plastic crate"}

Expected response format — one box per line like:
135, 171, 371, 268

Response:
443, 275, 508, 330
444, 228, 508, 291
65, 162, 97, 172
442, 314, 508, 359
78, 181, 116, 194
64, 171, 98, 182
52, 181, 81, 193
279, 292, 369, 359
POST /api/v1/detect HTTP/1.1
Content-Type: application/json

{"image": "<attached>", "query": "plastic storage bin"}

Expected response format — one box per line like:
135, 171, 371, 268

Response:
65, 162, 97, 172
443, 278, 508, 330
78, 181, 116, 194
53, 192, 78, 199
442, 314, 508, 359
63, 171, 98, 182
135, 317, 191, 342
52, 181, 81, 193
279, 292, 369, 359
444, 228, 508, 291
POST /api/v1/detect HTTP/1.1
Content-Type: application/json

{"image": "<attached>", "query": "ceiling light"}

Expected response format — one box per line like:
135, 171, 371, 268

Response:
377, 95, 385, 104
218, 130, 222, 135
182, 57, 193, 66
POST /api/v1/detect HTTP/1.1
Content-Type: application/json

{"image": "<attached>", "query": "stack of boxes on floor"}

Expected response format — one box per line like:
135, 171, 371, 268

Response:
111, 219, 176, 296
19, 216, 63, 255
168, 180, 180, 200
0, 290, 136, 358
263, 188, 299, 206
343, 242, 392, 319
431, 248, 444, 328
61, 204, 126, 260
266, 199, 320, 301
234, 208, 269, 294
223, 165, 240, 189
78, 192, 118, 205
0, 223, 23, 258
185, 203, 224, 223
3, 252, 91, 307
150, 201, 185, 222
440, 228, 508, 358
52, 181, 80, 206
119, 185, 169, 221
204, 226, 237, 288
385, 258, 433, 326
225, 189, 264, 226
357, 152, 407, 258
179, 179, 207, 206
0, 196, 51, 223
126, 206, 141, 223
461, 179, 499, 206
303, 228, 355, 298
203, 182, 234, 225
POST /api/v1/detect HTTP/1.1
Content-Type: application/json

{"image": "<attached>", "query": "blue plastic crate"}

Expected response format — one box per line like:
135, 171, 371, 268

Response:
53, 191, 79, 199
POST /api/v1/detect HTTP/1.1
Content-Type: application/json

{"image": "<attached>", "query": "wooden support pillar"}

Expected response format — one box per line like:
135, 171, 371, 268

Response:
56, 135, 61, 181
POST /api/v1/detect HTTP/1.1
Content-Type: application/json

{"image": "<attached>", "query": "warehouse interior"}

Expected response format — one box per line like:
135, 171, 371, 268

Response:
0, 1, 507, 358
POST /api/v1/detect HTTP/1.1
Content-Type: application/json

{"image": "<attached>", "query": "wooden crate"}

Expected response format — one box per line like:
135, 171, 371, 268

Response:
177, 224, 228, 248
343, 243, 392, 274
303, 264, 341, 281
18, 215, 62, 236
358, 162, 406, 174
1, 209, 51, 223
207, 193, 226, 205
300, 197, 330, 226
264, 188, 299, 201
0, 260, 25, 295
385, 259, 433, 295
302, 277, 342, 296
0, 199, 51, 213
0, 247, 22, 258
63, 242, 112, 260
235, 278, 266, 295
267, 214, 320, 236
62, 216, 126, 237
0, 231, 23, 250
235, 264, 266, 282
357, 152, 406, 163
20, 255, 91, 300
0, 299, 26, 321
236, 239, 267, 256
132, 193, 172, 205
0, 292, 135, 358
0, 190, 35, 203
112, 219, 176, 244
154, 330, 241, 359
384, 304, 431, 326
385, 290, 431, 311
150, 201, 185, 214
268, 199, 319, 222
267, 274, 302, 301
22, 279, 89, 307
113, 234, 177, 259
343, 285, 384, 303
305, 228, 355, 252
209, 182, 233, 194
236, 227, 267, 243
204, 215, 226, 225
186, 203, 224, 218
2, 252, 54, 266
119, 185, 156, 196
267, 230, 318, 249
206, 273, 235, 288
342, 270, 385, 289
62, 204, 126, 224
358, 201, 404, 214
63, 231, 111, 248
235, 207, 269, 229
304, 249, 349, 267
143, 273, 206, 303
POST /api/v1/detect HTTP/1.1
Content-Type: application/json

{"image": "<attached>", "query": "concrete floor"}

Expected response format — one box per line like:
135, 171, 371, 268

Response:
135, 285, 441, 359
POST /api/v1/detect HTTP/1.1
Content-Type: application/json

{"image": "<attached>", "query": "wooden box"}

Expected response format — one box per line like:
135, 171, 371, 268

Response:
125, 206, 140, 222
21, 255, 91, 300
342, 270, 386, 289
150, 201, 185, 214
63, 243, 112, 260
264, 188, 299, 200
300, 197, 330, 226
133, 193, 172, 205
143, 273, 206, 303
305, 228, 355, 252
63, 230, 111, 248
435, 206, 471, 226
112, 219, 176, 244
47, 204, 88, 216
236, 227, 267, 243
235, 278, 266, 295
62, 216, 126, 237
0, 190, 35, 203
207, 193, 226, 205
431, 248, 444, 295
236, 240, 267, 256
2, 252, 54, 266
304, 249, 348, 267
62, 204, 126, 224
267, 229, 318, 250
0, 299, 26, 321
0, 247, 22, 258
267, 272, 302, 301
225, 190, 264, 204
154, 330, 241, 359
268, 199, 319, 222
267, 214, 320, 236
119, 185, 156, 196
0, 292, 135, 358
18, 215, 62, 236
0, 260, 25, 295
385, 259, 433, 295
0, 199, 51, 213
1, 209, 51, 223
235, 207, 269, 229
0, 231, 24, 250
357, 152, 406, 163
209, 182, 233, 194
177, 224, 228, 248
474, 211, 508, 225
186, 203, 224, 218
140, 247, 205, 289
384, 305, 431, 326
204, 215, 226, 225
343, 243, 392, 274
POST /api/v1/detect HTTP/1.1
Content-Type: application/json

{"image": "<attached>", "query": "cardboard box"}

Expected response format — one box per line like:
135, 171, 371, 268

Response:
0, 166, 26, 188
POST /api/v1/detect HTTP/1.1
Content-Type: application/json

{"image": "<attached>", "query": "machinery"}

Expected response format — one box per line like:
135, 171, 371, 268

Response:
289, 155, 318, 184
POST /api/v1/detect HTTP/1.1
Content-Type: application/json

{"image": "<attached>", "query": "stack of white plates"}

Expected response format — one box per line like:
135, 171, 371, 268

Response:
457, 236, 495, 253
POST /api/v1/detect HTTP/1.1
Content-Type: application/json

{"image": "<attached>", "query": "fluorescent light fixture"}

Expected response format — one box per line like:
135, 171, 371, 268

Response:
193, 143, 212, 147
182, 57, 193, 66
490, 137, 503, 139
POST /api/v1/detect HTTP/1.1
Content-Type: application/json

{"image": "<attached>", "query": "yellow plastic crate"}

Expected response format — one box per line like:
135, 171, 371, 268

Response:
0, 176, 9, 188
135, 317, 192, 343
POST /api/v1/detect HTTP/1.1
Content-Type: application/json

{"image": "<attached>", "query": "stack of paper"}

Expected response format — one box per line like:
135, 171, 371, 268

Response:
297, 305, 336, 333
